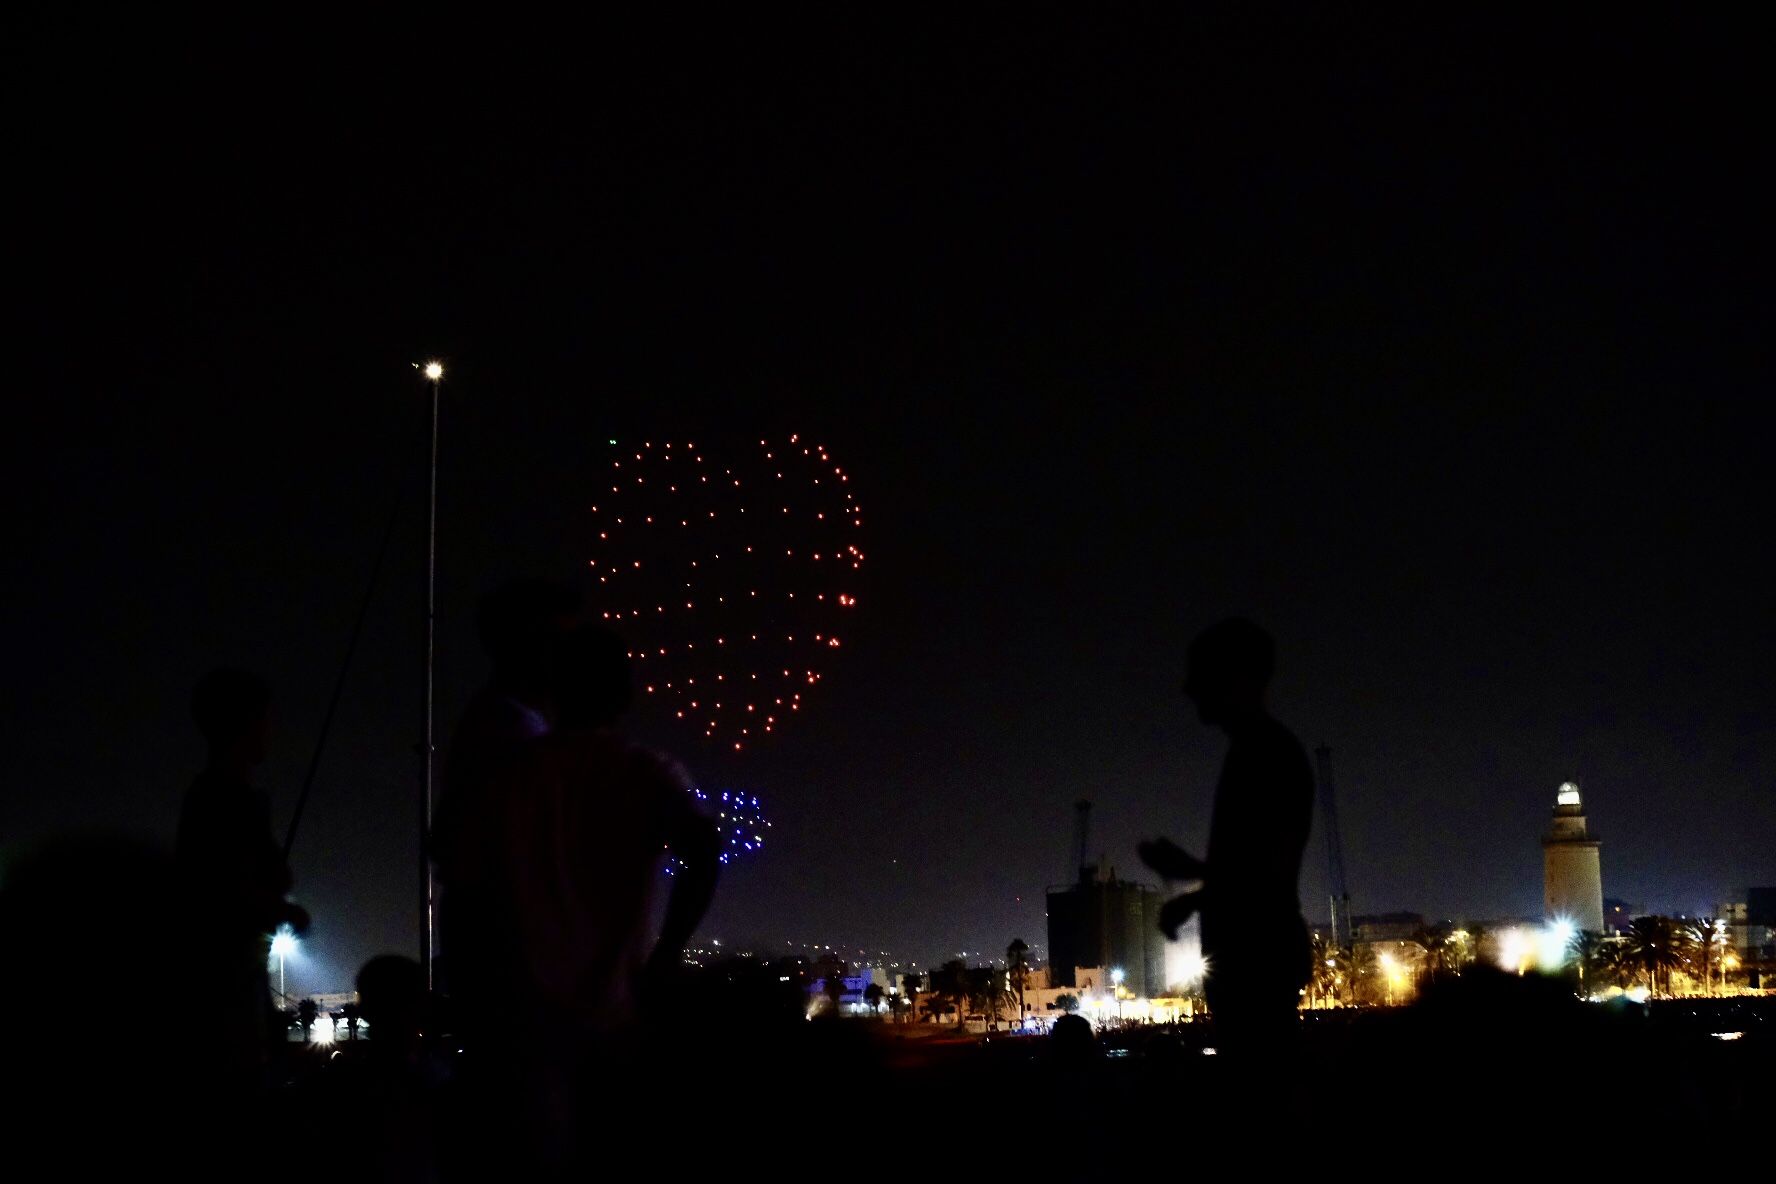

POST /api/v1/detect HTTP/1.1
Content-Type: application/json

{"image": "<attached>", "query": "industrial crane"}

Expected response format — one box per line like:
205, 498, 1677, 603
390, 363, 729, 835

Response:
1316, 745, 1354, 948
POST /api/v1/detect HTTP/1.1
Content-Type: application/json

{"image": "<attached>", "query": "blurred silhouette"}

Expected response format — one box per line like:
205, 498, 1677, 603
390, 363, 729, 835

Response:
1141, 619, 1313, 1054
434, 577, 580, 1002
447, 622, 720, 1170
176, 667, 307, 1087
1049, 1013, 1099, 1068
358, 953, 427, 1060
0, 834, 191, 1165
329, 954, 437, 1182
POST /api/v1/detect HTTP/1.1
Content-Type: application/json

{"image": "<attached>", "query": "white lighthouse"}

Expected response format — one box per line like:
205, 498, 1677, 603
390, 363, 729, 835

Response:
1542, 781, 1604, 933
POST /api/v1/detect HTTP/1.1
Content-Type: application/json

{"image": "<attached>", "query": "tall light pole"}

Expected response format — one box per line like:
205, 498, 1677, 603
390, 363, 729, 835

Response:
420, 360, 443, 992
271, 928, 297, 1008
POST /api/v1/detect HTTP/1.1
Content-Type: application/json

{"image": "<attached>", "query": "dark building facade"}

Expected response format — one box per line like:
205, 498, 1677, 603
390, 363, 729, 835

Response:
1045, 864, 1166, 997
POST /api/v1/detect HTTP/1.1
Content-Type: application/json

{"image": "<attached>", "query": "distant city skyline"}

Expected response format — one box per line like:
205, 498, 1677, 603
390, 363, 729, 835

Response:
9, 20, 1774, 990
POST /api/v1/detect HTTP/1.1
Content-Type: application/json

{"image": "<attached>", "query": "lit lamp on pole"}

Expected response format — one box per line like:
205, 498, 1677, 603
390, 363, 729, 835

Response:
270, 927, 298, 1007
416, 358, 444, 992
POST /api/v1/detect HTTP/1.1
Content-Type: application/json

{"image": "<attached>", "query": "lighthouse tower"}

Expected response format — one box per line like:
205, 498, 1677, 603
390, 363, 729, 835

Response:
1542, 781, 1604, 933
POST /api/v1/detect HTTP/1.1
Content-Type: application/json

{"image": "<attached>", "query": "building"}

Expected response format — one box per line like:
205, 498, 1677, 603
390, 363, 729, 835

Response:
1717, 889, 1776, 989
1350, 912, 1426, 942
806, 966, 896, 1015
1045, 862, 1166, 997
1602, 898, 1638, 935
1543, 781, 1604, 933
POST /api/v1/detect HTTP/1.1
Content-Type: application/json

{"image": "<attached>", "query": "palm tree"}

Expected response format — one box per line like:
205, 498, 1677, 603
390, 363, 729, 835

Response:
1411, 925, 1447, 988
1054, 993, 1081, 1014
1308, 931, 1339, 1007
1623, 916, 1683, 996
1585, 936, 1635, 990
1348, 942, 1382, 1006
900, 970, 922, 1024
1006, 939, 1030, 1023
1457, 923, 1486, 974
296, 997, 318, 1044
1684, 918, 1720, 996
929, 960, 969, 1026
1570, 930, 1606, 993
822, 967, 848, 1012
963, 965, 1010, 1029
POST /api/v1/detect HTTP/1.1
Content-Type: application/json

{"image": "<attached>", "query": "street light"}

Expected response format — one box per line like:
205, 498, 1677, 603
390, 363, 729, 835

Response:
270, 927, 298, 1005
417, 359, 444, 991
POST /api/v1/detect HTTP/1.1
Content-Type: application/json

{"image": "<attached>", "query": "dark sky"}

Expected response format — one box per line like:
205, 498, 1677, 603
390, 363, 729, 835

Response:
6, 14, 1774, 991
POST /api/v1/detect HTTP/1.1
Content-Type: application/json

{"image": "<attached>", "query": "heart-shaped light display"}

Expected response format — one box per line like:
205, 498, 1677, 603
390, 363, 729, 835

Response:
588, 434, 864, 751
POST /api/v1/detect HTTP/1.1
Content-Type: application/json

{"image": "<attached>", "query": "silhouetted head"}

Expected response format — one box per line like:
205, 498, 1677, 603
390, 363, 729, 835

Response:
191, 667, 270, 769
476, 577, 580, 693
1184, 618, 1274, 728
1050, 1013, 1098, 1066
554, 625, 633, 729
357, 953, 424, 1044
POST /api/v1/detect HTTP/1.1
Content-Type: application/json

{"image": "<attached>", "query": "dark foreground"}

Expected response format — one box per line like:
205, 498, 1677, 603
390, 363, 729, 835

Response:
19, 981, 1772, 1177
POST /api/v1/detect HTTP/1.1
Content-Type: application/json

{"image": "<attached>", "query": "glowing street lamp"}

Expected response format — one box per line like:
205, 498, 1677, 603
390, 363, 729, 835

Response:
414, 358, 445, 991
270, 926, 298, 1005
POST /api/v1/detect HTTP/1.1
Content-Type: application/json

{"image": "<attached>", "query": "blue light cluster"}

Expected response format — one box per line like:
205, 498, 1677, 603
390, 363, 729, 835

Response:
666, 787, 772, 875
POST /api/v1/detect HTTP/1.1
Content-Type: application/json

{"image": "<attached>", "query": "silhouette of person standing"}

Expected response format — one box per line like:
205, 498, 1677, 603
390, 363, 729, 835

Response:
176, 667, 308, 1086
434, 577, 580, 1003
491, 625, 720, 1029
1141, 619, 1313, 1053
466, 624, 720, 1169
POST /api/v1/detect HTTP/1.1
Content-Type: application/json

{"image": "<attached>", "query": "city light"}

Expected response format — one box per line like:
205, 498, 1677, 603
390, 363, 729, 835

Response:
1497, 928, 1532, 975
269, 925, 298, 1004
423, 361, 443, 381
1536, 919, 1576, 972
270, 928, 298, 960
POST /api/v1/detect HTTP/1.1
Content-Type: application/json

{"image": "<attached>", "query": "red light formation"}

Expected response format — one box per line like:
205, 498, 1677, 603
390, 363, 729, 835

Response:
589, 435, 864, 751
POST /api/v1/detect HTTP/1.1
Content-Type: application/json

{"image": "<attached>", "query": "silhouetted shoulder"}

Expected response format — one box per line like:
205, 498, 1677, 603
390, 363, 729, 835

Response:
1260, 716, 1313, 783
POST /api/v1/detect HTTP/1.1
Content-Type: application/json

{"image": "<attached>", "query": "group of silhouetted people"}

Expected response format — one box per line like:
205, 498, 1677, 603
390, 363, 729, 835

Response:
1, 571, 1322, 1173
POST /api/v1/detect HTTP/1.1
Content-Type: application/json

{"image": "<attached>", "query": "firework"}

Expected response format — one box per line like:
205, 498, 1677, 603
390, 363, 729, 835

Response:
590, 434, 864, 752
666, 787, 771, 876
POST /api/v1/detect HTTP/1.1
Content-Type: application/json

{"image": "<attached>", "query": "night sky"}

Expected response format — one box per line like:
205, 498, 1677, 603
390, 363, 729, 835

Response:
6, 15, 1773, 992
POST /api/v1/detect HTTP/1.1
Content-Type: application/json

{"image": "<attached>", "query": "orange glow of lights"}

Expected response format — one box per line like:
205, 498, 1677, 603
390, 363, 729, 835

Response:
590, 434, 861, 750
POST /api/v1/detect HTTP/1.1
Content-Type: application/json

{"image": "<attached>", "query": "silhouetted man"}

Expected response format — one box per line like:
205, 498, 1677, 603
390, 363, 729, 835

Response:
434, 577, 580, 1001
494, 626, 719, 1022
1141, 619, 1313, 1053
470, 625, 720, 1168
177, 667, 308, 1086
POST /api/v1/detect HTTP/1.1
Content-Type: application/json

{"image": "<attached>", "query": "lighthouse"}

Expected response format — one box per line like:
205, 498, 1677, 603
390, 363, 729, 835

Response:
1542, 781, 1604, 933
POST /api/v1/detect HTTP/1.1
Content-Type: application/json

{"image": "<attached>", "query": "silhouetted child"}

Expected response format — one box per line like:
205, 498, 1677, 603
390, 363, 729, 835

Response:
1141, 619, 1313, 1054
329, 955, 437, 1182
176, 667, 307, 1087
